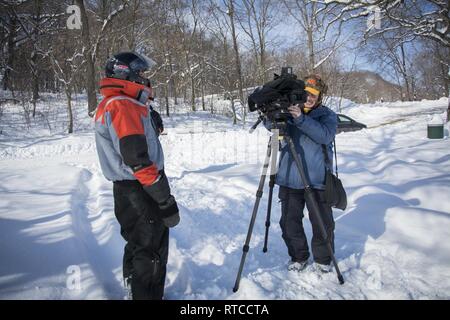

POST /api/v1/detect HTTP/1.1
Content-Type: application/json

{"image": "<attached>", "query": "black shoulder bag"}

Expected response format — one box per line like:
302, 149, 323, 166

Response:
321, 141, 347, 210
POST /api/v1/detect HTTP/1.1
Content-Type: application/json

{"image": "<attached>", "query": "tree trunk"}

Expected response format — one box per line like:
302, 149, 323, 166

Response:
404, 76, 411, 101
260, 45, 266, 83
191, 75, 196, 112
168, 54, 178, 105
66, 88, 74, 134
227, 0, 245, 123
439, 52, 449, 99
31, 0, 42, 118
31, 78, 38, 117
447, 95, 450, 122
3, 14, 16, 91
165, 84, 170, 117
184, 51, 196, 112
230, 95, 237, 125
201, 70, 205, 111
447, 66, 450, 122
31, 50, 39, 118
200, 39, 206, 111
76, 0, 98, 116
400, 44, 411, 101
307, 27, 315, 73
128, 0, 139, 50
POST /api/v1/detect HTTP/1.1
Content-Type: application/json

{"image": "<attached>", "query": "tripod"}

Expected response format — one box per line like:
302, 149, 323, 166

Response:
232, 126, 345, 293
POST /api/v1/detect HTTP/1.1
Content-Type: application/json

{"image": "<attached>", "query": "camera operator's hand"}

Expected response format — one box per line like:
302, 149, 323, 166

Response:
288, 104, 302, 118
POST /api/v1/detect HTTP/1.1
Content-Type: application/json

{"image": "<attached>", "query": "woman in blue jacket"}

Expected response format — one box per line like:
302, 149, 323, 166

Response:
270, 75, 337, 273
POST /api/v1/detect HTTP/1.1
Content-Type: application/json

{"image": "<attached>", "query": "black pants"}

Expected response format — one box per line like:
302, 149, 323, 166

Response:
279, 186, 335, 265
113, 180, 169, 300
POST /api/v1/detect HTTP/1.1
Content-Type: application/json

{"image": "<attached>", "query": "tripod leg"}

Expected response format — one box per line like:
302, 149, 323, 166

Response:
262, 174, 275, 253
263, 129, 280, 253
284, 136, 345, 285
233, 137, 273, 292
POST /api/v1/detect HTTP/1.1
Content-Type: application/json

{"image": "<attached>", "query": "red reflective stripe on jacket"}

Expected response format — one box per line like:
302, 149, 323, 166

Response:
107, 100, 148, 139
134, 164, 159, 186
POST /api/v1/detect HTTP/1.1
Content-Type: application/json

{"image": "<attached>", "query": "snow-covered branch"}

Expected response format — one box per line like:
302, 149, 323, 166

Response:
92, 0, 131, 61
319, 0, 450, 48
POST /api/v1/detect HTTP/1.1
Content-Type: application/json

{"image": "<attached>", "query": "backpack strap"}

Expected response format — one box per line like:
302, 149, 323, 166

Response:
321, 144, 332, 171
321, 139, 339, 177
333, 139, 339, 178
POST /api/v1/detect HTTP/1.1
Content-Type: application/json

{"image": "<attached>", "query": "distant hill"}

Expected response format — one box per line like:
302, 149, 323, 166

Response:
340, 71, 402, 103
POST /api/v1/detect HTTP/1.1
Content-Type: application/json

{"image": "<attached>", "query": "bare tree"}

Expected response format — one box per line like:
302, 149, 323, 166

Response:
365, 34, 416, 101
4, 0, 64, 115
0, 4, 18, 92
237, 0, 280, 84
224, 0, 246, 122
171, 0, 201, 112
322, 0, 449, 115
204, 0, 241, 123
75, 0, 97, 116
282, 0, 347, 73
53, 55, 83, 134
326, 0, 449, 48
411, 39, 449, 109
75, 0, 130, 116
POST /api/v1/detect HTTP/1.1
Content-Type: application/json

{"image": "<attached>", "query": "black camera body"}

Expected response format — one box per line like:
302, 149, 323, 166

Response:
248, 67, 306, 124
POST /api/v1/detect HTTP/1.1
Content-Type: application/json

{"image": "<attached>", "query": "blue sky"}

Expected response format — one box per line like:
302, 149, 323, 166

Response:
250, 12, 377, 73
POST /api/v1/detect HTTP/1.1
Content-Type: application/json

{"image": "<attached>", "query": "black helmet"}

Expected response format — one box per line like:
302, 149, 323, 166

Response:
105, 52, 156, 87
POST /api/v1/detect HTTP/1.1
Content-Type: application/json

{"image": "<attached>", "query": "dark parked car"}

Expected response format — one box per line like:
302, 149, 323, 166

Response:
337, 114, 367, 133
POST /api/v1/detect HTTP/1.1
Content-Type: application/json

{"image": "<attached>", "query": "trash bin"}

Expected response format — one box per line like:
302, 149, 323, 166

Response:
427, 124, 444, 139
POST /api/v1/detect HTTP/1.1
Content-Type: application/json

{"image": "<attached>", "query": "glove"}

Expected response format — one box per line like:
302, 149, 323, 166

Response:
144, 172, 180, 228
150, 106, 164, 135
158, 195, 180, 227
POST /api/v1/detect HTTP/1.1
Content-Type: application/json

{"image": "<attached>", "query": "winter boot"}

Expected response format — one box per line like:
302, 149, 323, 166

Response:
314, 262, 333, 274
124, 276, 133, 300
287, 260, 308, 272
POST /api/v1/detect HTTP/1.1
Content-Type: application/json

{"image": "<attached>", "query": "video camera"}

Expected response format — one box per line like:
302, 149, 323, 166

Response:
247, 67, 306, 123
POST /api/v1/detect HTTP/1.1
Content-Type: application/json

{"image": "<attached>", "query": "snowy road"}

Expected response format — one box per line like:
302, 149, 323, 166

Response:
1, 98, 449, 299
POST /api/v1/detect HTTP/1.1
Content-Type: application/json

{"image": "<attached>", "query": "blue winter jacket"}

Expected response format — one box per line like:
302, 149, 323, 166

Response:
265, 105, 337, 190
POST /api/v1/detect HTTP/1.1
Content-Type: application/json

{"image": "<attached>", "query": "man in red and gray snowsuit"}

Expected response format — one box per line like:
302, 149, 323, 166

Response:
94, 52, 179, 300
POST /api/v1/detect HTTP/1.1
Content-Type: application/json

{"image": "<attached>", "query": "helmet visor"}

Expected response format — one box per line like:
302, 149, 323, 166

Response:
130, 53, 156, 72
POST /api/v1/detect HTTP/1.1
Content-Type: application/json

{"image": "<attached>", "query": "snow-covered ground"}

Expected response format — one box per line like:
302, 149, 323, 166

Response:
0, 93, 449, 299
